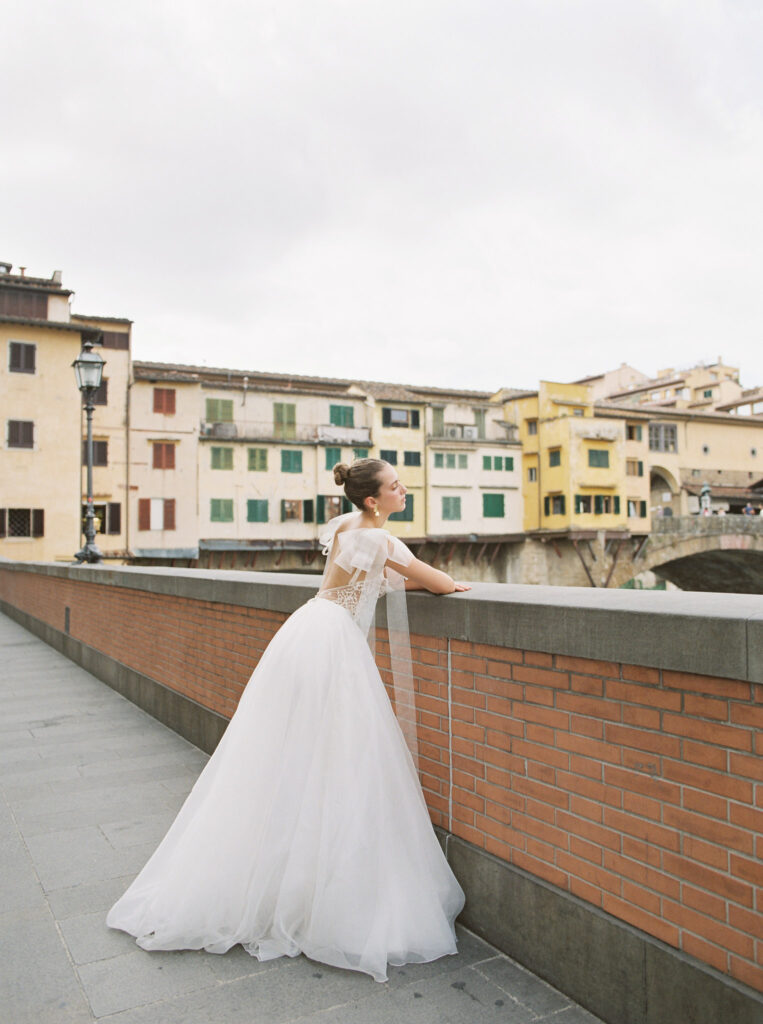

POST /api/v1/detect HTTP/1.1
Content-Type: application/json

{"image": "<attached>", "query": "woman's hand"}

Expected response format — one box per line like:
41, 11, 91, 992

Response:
452, 582, 471, 592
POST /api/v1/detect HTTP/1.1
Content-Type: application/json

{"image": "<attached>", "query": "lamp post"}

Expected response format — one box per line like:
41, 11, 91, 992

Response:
73, 332, 105, 563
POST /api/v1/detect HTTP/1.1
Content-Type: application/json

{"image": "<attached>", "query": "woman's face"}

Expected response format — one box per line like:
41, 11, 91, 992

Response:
370, 462, 407, 517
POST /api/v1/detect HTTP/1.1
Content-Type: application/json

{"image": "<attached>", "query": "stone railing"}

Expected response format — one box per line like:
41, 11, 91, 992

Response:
652, 514, 763, 536
1, 561, 761, 1024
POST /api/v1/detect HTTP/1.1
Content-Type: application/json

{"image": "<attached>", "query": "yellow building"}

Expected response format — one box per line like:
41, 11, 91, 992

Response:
0, 263, 130, 562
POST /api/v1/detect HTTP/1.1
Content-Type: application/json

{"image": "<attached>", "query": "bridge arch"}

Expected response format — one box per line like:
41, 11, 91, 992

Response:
649, 465, 681, 517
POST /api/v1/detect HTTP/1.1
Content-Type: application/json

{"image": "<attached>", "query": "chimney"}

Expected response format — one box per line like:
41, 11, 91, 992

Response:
18, 266, 26, 276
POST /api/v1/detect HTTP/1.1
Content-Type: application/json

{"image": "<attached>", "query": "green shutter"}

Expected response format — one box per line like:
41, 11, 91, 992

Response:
549, 449, 561, 467
445, 453, 456, 469
281, 449, 303, 473
588, 449, 610, 468
325, 446, 341, 470
493, 456, 501, 470
248, 448, 267, 471
640, 500, 647, 518
330, 405, 354, 427
303, 499, 314, 523
543, 496, 550, 517
483, 455, 491, 470
442, 496, 461, 521
484, 493, 505, 518
637, 461, 644, 477
316, 495, 325, 523
505, 457, 513, 471
434, 453, 444, 468
206, 398, 233, 423
211, 498, 233, 522
594, 495, 603, 515
247, 499, 268, 522
353, 447, 368, 460
211, 447, 233, 470
458, 453, 468, 469
274, 403, 296, 440
380, 449, 397, 464
614, 496, 621, 515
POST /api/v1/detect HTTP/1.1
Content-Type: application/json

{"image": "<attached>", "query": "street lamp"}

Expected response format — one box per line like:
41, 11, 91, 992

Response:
73, 331, 105, 563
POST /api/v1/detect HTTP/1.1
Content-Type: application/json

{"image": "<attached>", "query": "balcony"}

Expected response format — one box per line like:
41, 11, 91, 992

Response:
199, 420, 372, 446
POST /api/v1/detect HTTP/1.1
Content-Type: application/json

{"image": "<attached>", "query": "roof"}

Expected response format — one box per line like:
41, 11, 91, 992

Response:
0, 315, 85, 334
0, 273, 72, 296
71, 313, 133, 325
683, 483, 763, 499
594, 400, 763, 425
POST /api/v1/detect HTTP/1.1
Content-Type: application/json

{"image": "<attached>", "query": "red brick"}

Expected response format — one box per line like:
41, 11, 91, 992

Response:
474, 745, 524, 774
682, 934, 728, 975
683, 694, 729, 721
683, 740, 728, 772
556, 655, 619, 676
513, 664, 569, 688
603, 765, 680, 805
730, 802, 763, 834
475, 711, 523, 738
621, 705, 661, 730
569, 836, 603, 865
485, 836, 514, 862
569, 795, 603, 823
556, 771, 622, 808
452, 688, 486, 709
557, 852, 622, 896
570, 716, 604, 739
527, 762, 556, 786
729, 957, 763, 994
730, 853, 763, 887
603, 808, 680, 852
662, 760, 753, 802
622, 880, 661, 916
555, 811, 622, 852
513, 739, 569, 771
484, 800, 514, 825
557, 692, 621, 720
452, 654, 487, 674
513, 704, 569, 730
511, 813, 570, 851
452, 802, 475, 827
662, 670, 751, 701
606, 723, 681, 758
453, 789, 485, 814
601, 894, 679, 948
663, 807, 754, 856
469, 642, 522, 663
570, 673, 604, 696
682, 788, 728, 821
570, 754, 603, 780
525, 650, 554, 667
525, 837, 557, 865
485, 659, 515, 681
620, 664, 660, 685
514, 776, 569, 810
556, 733, 622, 766
602, 850, 680, 899
683, 836, 728, 872
623, 791, 663, 822
729, 904, 763, 942
683, 884, 727, 922
662, 714, 752, 752
474, 674, 522, 698
523, 685, 555, 707
569, 877, 603, 907
485, 694, 516, 716
512, 850, 569, 891
731, 704, 763, 728
663, 899, 754, 959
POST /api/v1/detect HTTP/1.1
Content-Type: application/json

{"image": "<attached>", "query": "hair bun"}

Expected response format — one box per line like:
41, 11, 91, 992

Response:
333, 462, 351, 486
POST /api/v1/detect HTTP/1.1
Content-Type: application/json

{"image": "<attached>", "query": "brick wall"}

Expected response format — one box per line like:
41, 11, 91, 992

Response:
1, 564, 761, 995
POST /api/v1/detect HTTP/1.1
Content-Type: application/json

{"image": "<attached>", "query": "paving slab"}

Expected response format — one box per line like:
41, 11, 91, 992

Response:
0, 609, 605, 1024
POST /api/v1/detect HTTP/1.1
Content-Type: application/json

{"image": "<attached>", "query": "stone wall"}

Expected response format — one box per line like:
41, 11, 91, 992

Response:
1, 560, 761, 1023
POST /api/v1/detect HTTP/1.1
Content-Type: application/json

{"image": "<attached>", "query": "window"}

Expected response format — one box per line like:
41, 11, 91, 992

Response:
702, 445, 710, 455
649, 423, 678, 453
101, 331, 129, 350
138, 498, 176, 530
317, 495, 346, 523
549, 449, 561, 467
482, 493, 505, 518
90, 379, 108, 406
329, 405, 354, 428
459, 453, 468, 469
210, 498, 233, 523
626, 424, 642, 441
473, 408, 486, 438
588, 449, 610, 468
281, 449, 303, 473
442, 496, 461, 521
594, 495, 612, 515
281, 499, 314, 522
206, 398, 233, 423
153, 388, 176, 414
483, 455, 491, 470
574, 495, 591, 514
152, 442, 176, 469
8, 341, 35, 373
248, 448, 267, 471
353, 447, 368, 460
211, 446, 234, 470
527, 419, 538, 436
626, 459, 643, 477
483, 455, 514, 470
446, 453, 456, 469
247, 499, 269, 523
543, 495, 566, 515
380, 449, 397, 464
0, 289, 47, 318
325, 446, 341, 470
703, 389, 713, 399
89, 502, 122, 535
434, 453, 444, 468
82, 440, 108, 466
7, 420, 34, 448
431, 408, 444, 436
274, 402, 296, 440
627, 499, 647, 518
381, 407, 420, 429
572, 408, 584, 417
404, 451, 421, 466
0, 508, 44, 538
528, 466, 537, 482
388, 494, 414, 522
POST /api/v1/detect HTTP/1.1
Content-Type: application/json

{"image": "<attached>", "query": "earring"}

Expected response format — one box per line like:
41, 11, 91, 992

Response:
373, 506, 380, 519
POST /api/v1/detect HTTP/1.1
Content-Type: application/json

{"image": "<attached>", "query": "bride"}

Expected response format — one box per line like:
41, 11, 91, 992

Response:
107, 458, 470, 982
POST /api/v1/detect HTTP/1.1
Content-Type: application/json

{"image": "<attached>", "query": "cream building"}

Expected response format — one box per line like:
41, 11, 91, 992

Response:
0, 263, 130, 562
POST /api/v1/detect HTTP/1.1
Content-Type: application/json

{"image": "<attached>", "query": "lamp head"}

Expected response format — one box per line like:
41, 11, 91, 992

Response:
73, 331, 105, 392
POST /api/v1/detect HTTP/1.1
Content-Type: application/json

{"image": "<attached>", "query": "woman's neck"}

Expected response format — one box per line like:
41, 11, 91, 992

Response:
359, 510, 388, 529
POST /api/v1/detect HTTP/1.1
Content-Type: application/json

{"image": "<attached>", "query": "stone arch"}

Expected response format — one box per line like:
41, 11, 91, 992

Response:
650, 465, 681, 517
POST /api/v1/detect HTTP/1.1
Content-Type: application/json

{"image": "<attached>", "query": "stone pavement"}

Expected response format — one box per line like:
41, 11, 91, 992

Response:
0, 610, 605, 1024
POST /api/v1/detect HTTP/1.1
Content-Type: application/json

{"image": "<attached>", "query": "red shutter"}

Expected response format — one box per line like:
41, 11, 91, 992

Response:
152, 444, 162, 469
138, 498, 151, 531
166, 443, 175, 469
163, 499, 176, 531
166, 389, 176, 414
32, 509, 44, 537
153, 389, 161, 413
107, 502, 121, 535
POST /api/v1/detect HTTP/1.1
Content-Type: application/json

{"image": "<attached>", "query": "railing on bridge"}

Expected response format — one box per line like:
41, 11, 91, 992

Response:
652, 514, 763, 536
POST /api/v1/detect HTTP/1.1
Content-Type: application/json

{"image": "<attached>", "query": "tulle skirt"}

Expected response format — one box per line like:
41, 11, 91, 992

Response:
106, 597, 464, 982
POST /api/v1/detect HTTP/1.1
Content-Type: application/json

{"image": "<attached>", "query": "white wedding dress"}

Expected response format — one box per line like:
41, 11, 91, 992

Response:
107, 514, 464, 982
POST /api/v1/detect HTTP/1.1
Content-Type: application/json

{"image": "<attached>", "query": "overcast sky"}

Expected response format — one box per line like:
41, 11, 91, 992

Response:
3, 1, 762, 393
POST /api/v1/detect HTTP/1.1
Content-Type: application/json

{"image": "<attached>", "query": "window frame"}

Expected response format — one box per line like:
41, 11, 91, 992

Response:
8, 340, 36, 374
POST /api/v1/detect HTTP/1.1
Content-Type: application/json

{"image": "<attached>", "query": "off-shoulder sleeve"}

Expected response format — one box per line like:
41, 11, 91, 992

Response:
386, 534, 413, 567
319, 512, 356, 554
334, 528, 389, 573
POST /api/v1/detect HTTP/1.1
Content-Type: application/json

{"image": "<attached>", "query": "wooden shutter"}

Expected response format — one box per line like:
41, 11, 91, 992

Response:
153, 389, 163, 413
107, 502, 121, 535
382, 408, 391, 426
640, 500, 647, 518
138, 498, 151, 531
152, 443, 162, 468
0, 509, 5, 537
32, 509, 44, 537
8, 421, 20, 447
543, 496, 550, 517
410, 410, 420, 428
303, 499, 314, 523
9, 342, 22, 370
163, 499, 176, 531
614, 496, 621, 515
165, 444, 175, 469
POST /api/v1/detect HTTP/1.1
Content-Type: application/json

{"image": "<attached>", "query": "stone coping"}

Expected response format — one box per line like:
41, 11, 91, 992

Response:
2, 559, 762, 683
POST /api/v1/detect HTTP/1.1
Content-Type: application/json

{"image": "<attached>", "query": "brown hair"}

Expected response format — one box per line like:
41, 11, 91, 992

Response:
333, 458, 387, 511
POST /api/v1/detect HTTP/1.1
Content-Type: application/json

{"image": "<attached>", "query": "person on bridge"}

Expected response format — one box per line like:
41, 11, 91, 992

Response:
107, 458, 469, 983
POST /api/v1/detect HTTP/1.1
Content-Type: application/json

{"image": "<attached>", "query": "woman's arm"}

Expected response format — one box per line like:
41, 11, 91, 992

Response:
387, 555, 470, 595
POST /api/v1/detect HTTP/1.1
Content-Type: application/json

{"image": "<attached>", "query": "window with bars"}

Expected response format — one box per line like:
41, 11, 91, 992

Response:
381, 407, 420, 428
588, 449, 610, 468
209, 498, 233, 523
482, 493, 505, 517
8, 420, 34, 448
0, 508, 44, 538
281, 499, 314, 522
403, 451, 421, 466
273, 402, 296, 439
388, 493, 413, 522
82, 440, 108, 466
153, 388, 176, 414
325, 446, 341, 470
442, 496, 461, 521
380, 449, 397, 464
281, 449, 303, 473
211, 447, 234, 470
8, 341, 35, 373
248, 448, 267, 471
206, 398, 234, 423
648, 423, 678, 453
329, 405, 354, 428
247, 499, 269, 523
138, 498, 176, 530
152, 442, 176, 469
